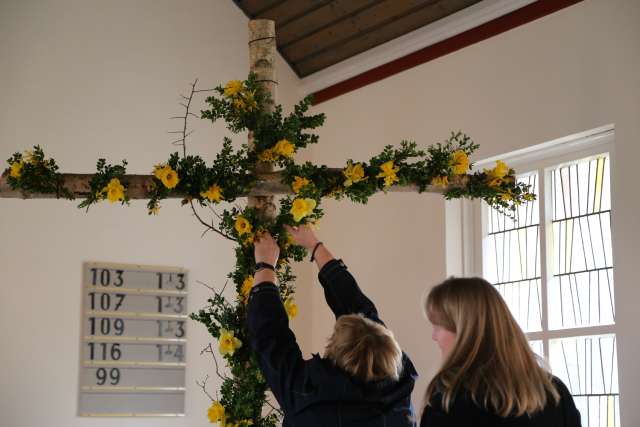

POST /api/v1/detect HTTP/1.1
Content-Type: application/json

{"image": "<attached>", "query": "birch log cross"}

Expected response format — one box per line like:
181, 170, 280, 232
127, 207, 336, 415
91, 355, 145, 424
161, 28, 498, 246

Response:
0, 20, 533, 427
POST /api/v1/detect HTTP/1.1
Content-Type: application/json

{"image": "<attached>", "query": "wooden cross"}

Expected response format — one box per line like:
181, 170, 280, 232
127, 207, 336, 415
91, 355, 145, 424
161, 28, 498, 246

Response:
0, 19, 475, 424
0, 19, 454, 210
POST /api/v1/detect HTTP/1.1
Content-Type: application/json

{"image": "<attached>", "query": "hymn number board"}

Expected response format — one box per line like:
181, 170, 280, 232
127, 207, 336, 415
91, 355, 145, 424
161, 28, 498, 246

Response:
78, 262, 188, 417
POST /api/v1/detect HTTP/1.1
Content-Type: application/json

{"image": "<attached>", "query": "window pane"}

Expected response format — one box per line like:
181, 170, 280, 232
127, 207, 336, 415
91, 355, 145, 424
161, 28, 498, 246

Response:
549, 156, 615, 329
549, 334, 620, 427
484, 173, 541, 332
529, 340, 544, 359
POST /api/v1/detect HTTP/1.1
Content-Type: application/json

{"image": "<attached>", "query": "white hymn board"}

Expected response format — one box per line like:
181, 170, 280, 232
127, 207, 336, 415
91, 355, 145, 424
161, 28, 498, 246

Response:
78, 262, 188, 417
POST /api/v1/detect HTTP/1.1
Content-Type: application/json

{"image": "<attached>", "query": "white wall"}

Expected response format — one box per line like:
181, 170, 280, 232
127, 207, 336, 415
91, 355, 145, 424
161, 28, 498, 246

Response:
0, 1, 310, 426
2, 0, 639, 426
306, 0, 640, 424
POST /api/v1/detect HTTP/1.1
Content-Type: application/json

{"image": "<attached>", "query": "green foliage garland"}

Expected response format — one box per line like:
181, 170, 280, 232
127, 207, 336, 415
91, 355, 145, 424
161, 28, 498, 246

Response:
2, 73, 535, 426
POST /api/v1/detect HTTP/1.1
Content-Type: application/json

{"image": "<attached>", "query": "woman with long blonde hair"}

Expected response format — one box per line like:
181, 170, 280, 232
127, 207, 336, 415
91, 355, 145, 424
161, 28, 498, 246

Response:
421, 277, 581, 426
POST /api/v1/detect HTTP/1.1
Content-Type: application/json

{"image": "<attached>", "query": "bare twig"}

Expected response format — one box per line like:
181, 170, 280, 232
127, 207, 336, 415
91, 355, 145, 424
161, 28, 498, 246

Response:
201, 343, 227, 382
196, 280, 219, 294
200, 226, 212, 239
265, 399, 284, 416
171, 79, 237, 242
207, 204, 224, 221
196, 279, 229, 297
168, 79, 199, 157
262, 389, 284, 416
190, 200, 237, 242
195, 374, 216, 402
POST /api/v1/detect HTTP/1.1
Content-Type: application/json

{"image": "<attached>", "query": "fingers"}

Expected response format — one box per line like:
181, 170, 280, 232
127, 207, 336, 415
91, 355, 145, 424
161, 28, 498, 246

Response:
254, 231, 273, 244
283, 224, 299, 233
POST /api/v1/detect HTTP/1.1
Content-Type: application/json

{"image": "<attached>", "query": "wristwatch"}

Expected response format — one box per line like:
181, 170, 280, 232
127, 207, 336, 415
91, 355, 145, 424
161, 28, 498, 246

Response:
254, 262, 275, 272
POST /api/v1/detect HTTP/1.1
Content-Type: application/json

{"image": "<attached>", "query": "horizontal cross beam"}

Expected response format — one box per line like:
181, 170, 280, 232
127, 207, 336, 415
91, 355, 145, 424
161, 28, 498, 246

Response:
0, 170, 454, 200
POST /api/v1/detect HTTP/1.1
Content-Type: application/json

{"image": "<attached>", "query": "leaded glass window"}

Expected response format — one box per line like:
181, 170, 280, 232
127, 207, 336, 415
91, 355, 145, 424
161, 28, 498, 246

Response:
482, 151, 619, 427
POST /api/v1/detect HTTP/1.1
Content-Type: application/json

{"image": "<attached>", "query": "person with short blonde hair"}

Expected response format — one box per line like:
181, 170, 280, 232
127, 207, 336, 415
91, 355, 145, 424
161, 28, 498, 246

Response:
421, 277, 581, 426
247, 225, 417, 427
325, 313, 403, 382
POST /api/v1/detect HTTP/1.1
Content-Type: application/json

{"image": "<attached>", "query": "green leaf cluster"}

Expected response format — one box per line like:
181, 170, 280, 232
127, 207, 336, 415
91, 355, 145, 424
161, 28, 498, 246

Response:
3, 146, 74, 199
77, 158, 129, 210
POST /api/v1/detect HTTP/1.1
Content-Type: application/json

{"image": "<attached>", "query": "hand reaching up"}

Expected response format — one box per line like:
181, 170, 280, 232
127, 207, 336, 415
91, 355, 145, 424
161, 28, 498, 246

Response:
284, 224, 320, 250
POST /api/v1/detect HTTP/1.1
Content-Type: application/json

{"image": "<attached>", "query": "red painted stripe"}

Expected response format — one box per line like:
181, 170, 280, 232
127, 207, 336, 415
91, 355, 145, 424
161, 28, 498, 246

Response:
311, 0, 584, 105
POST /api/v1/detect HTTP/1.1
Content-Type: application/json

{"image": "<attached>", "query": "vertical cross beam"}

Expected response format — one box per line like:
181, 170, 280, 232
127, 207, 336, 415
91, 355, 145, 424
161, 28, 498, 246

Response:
248, 20, 277, 221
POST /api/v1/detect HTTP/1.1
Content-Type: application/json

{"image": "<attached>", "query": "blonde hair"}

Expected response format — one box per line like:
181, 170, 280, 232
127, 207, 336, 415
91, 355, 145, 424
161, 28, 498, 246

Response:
425, 277, 560, 417
324, 314, 403, 382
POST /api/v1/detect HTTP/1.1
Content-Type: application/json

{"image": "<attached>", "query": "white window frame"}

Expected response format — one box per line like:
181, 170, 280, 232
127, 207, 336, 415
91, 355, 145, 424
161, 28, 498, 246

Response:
449, 123, 616, 359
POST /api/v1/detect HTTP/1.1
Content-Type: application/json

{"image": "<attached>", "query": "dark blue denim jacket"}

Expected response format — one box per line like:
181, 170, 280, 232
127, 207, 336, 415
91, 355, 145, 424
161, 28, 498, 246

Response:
247, 259, 418, 427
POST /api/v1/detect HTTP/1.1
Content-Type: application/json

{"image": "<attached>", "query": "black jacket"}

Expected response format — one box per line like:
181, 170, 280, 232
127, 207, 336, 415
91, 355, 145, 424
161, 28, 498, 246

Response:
247, 258, 418, 427
420, 376, 581, 427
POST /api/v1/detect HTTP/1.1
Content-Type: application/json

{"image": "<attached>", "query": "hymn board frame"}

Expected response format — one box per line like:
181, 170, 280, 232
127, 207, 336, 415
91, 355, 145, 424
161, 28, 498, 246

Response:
78, 261, 188, 417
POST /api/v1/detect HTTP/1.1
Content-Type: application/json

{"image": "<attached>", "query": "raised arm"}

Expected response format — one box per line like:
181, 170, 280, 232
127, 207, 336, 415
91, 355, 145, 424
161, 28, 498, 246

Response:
247, 232, 305, 412
284, 225, 383, 324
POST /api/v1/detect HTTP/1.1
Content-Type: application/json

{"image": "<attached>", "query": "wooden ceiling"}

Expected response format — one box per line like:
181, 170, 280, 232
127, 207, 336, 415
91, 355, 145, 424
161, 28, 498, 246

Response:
234, 0, 483, 78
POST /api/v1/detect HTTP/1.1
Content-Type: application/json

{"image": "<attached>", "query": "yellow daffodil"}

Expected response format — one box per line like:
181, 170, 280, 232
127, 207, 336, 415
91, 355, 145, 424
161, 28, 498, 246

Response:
239, 275, 253, 304
284, 298, 298, 319
431, 175, 449, 188
201, 184, 224, 203
500, 192, 512, 202
274, 139, 295, 158
343, 160, 366, 187
153, 164, 180, 189
493, 160, 510, 178
487, 176, 503, 187
233, 98, 246, 111
243, 92, 258, 112
207, 401, 225, 424
160, 167, 180, 189
102, 178, 125, 203
224, 80, 243, 97
484, 160, 510, 187
376, 160, 400, 187
292, 176, 310, 194
9, 161, 24, 179
245, 99, 258, 112
450, 150, 469, 175
153, 164, 168, 180
218, 329, 242, 356
290, 198, 316, 222
523, 193, 536, 202
258, 148, 277, 163
235, 216, 252, 235
242, 233, 255, 248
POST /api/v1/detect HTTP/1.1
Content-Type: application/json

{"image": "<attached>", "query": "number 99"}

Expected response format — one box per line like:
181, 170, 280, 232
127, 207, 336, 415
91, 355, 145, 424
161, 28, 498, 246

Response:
96, 368, 120, 385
